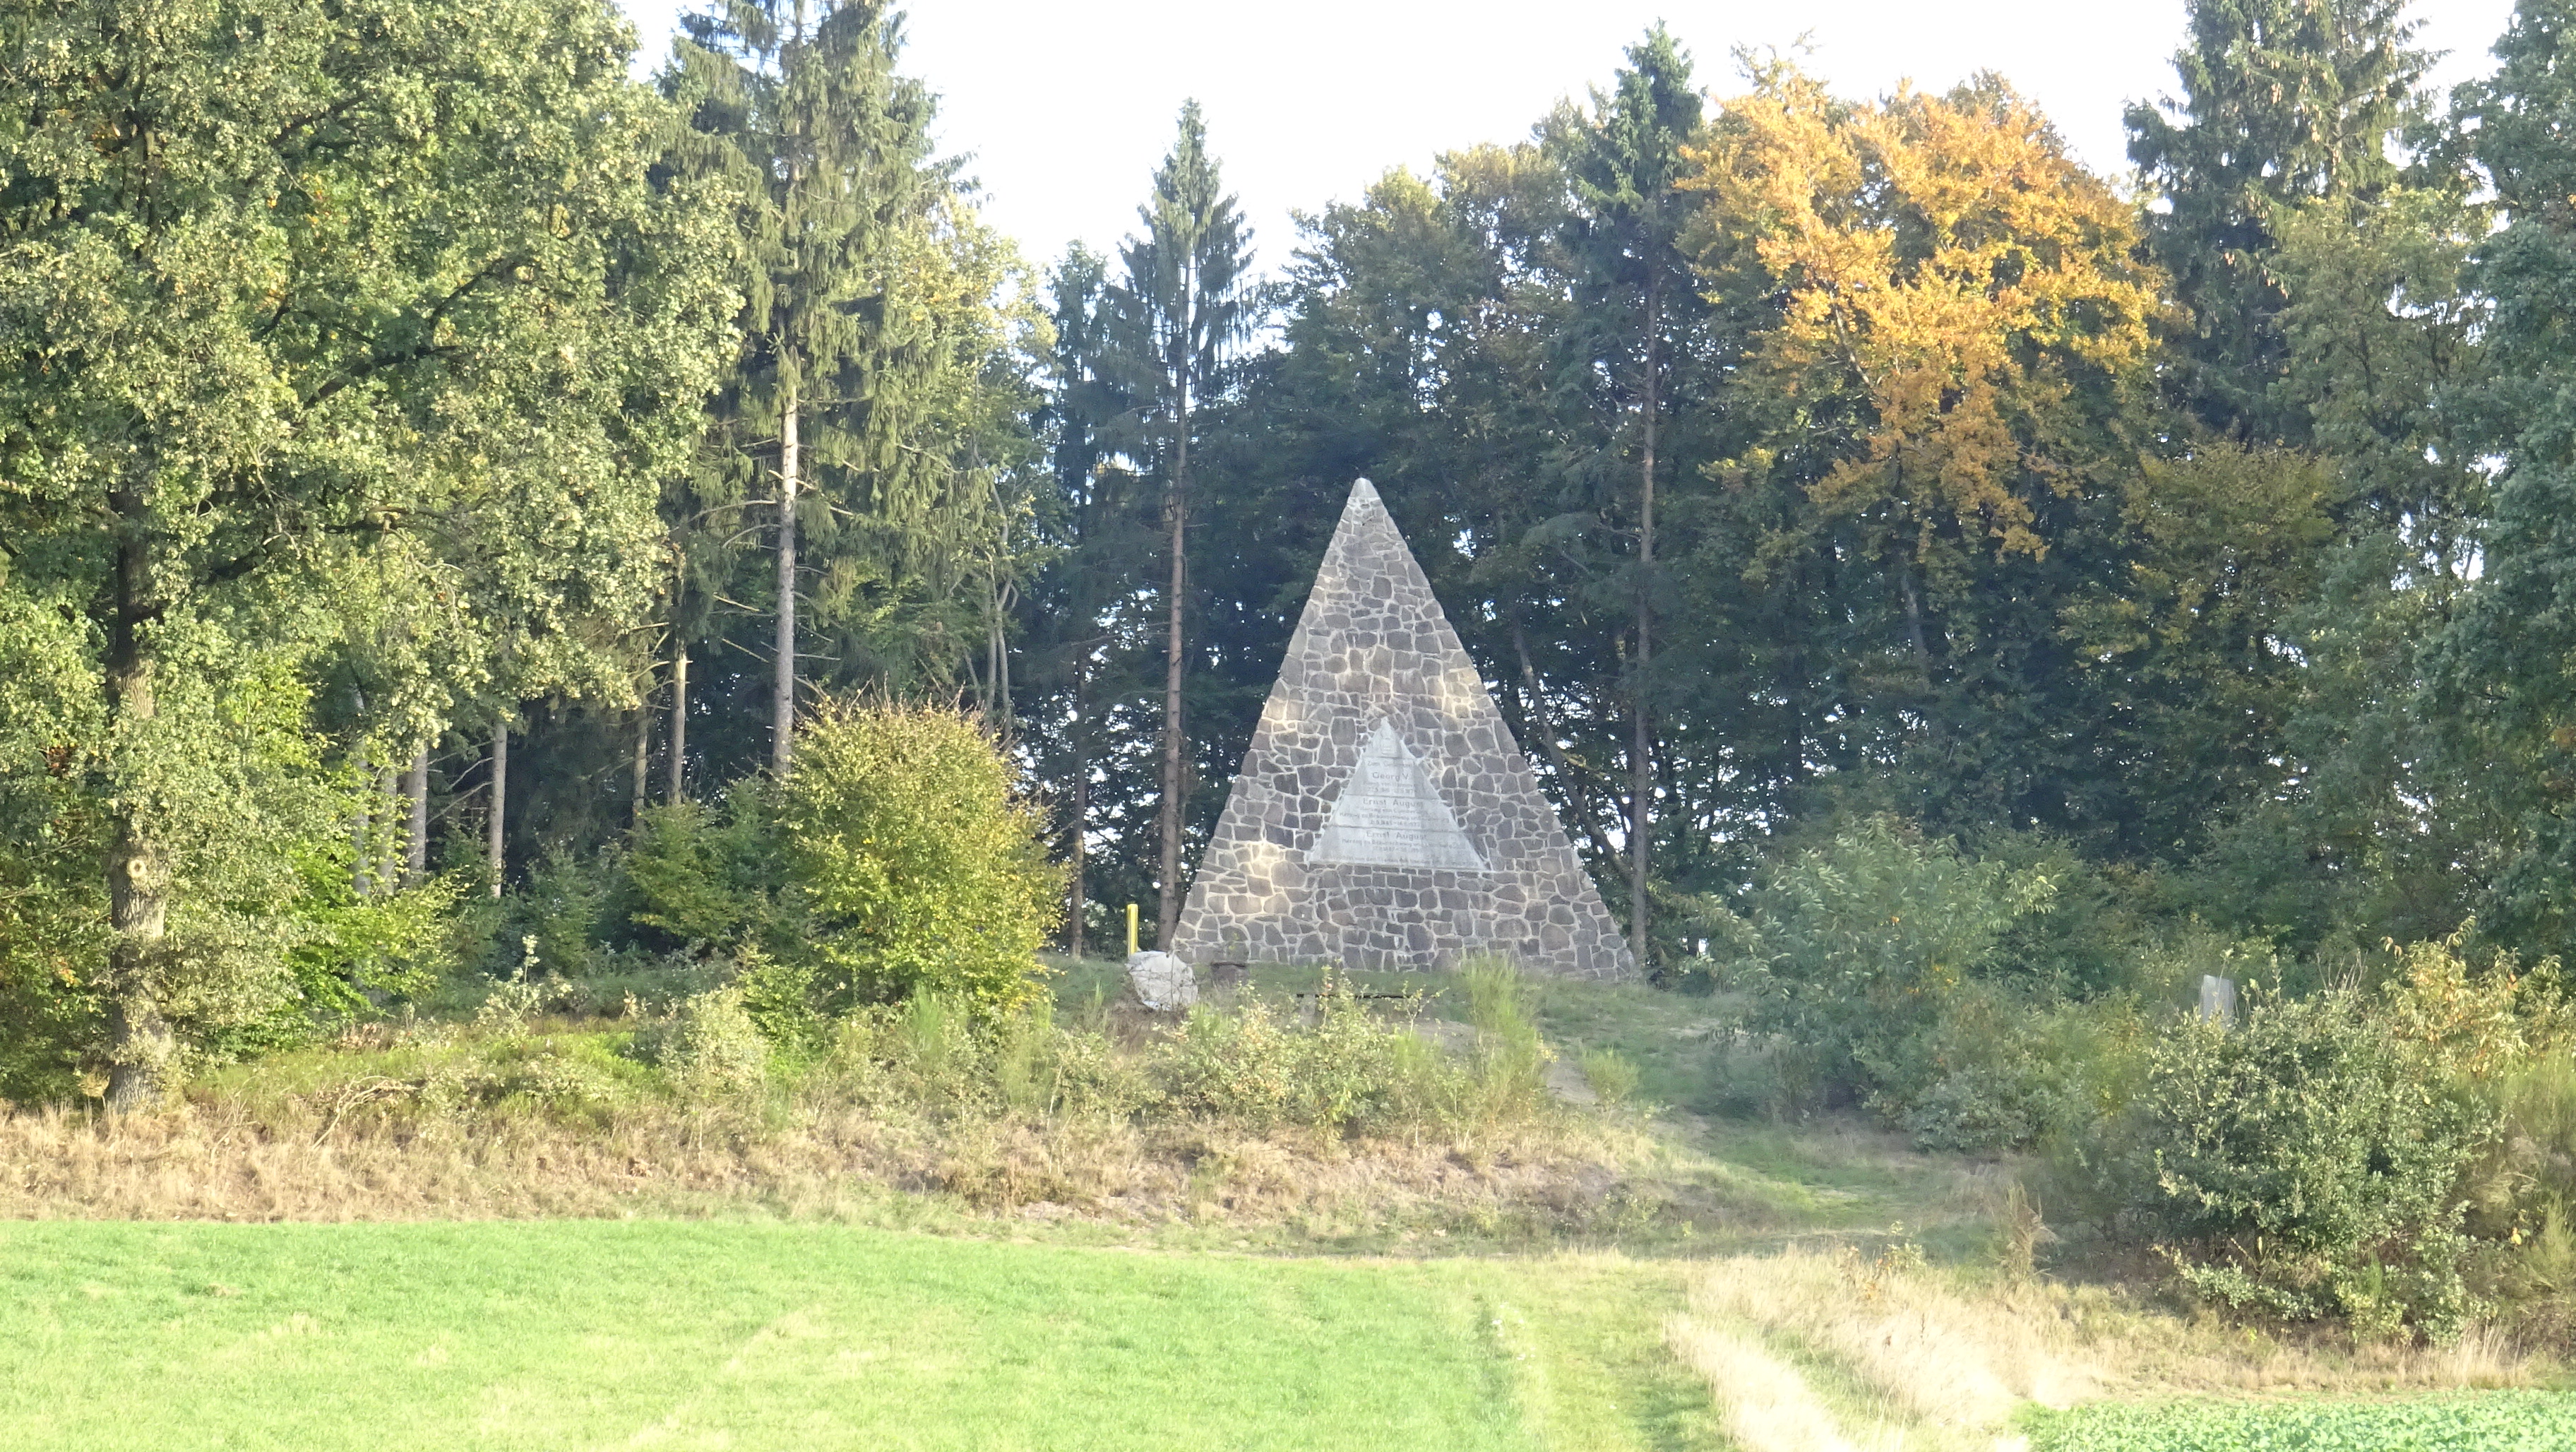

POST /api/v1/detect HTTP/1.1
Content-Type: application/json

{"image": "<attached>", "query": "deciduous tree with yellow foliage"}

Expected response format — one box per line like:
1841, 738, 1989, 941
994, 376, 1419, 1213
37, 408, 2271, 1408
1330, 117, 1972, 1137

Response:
1686, 66, 2157, 590
1681, 65, 2162, 836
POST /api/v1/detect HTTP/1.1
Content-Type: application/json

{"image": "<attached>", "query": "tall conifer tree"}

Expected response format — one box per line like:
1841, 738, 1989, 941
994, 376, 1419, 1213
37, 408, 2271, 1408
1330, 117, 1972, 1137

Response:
2437, 0, 2576, 956
667, 0, 934, 770
2127, 0, 2429, 443
1109, 104, 1255, 948
1563, 28, 1703, 966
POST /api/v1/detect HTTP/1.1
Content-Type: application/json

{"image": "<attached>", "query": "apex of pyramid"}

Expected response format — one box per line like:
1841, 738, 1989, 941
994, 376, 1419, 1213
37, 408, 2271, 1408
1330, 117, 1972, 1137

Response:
1171, 477, 1638, 980
1325, 477, 1397, 552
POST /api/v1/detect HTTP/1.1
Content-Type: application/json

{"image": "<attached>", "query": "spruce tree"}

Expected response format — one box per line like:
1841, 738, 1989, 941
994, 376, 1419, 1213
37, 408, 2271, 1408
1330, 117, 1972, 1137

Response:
2437, 0, 2576, 956
2127, 0, 2430, 443
1017, 246, 1160, 954
666, 0, 934, 770
1561, 26, 1703, 967
1108, 104, 1256, 948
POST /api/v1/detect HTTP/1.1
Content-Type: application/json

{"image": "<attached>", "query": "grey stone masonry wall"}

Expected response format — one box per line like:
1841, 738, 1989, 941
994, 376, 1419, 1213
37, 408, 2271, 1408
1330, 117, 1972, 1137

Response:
1172, 480, 1637, 980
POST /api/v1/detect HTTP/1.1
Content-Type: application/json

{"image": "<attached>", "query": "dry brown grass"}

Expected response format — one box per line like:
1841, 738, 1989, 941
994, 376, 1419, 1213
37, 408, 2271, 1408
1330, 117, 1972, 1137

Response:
0, 1092, 1650, 1237
1666, 1316, 1892, 1452
1665, 1245, 2541, 1452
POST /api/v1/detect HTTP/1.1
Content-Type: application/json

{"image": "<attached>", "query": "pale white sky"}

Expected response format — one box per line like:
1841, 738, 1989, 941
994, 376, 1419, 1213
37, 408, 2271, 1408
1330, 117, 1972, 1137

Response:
614, 0, 2521, 276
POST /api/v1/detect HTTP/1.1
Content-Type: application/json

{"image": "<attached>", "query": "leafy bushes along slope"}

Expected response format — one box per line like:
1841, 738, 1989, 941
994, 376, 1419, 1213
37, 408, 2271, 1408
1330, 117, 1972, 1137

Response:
1710, 817, 2576, 1339
473, 701, 1062, 1034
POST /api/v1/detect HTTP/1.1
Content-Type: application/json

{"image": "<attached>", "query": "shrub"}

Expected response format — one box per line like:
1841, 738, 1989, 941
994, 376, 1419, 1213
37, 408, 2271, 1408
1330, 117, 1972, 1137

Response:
1157, 997, 1302, 1129
2106, 978, 2498, 1337
620, 796, 788, 953
1154, 986, 1465, 1136
1458, 953, 1549, 1119
282, 857, 460, 1018
460, 846, 622, 982
775, 702, 1063, 1013
730, 946, 826, 1056
1727, 818, 2056, 1136
652, 986, 771, 1101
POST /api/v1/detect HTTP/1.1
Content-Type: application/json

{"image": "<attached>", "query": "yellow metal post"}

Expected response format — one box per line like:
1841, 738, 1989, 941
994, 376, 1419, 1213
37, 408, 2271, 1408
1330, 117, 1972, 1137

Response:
1126, 903, 1139, 957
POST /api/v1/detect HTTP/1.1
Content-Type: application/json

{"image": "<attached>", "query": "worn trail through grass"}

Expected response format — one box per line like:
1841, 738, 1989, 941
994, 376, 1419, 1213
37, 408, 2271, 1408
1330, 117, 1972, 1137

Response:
0, 1220, 1727, 1452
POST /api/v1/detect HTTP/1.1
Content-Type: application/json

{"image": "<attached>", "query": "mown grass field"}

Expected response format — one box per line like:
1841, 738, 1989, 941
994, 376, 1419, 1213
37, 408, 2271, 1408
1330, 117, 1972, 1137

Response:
0, 1220, 1724, 1452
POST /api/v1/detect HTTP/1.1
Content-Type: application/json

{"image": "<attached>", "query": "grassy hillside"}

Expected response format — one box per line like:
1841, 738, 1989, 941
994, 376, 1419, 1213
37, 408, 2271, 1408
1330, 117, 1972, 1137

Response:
4, 963, 2565, 1450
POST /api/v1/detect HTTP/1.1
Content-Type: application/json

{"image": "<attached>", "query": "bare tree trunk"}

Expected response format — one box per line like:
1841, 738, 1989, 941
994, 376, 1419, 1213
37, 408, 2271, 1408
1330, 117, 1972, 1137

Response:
631, 706, 650, 828
350, 689, 372, 898
373, 763, 398, 889
774, 390, 799, 773
1068, 656, 1089, 958
104, 517, 169, 1112
987, 578, 1015, 730
487, 720, 508, 900
667, 647, 689, 807
407, 749, 429, 886
1157, 374, 1190, 951
103, 744, 170, 1109
1630, 280, 1657, 970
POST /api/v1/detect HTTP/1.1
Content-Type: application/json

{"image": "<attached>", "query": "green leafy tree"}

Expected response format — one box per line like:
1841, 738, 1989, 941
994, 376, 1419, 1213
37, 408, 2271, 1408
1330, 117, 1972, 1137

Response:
1687, 66, 2166, 853
2176, 182, 2493, 950
0, 0, 729, 1102
775, 701, 1062, 1011
2437, 0, 2576, 960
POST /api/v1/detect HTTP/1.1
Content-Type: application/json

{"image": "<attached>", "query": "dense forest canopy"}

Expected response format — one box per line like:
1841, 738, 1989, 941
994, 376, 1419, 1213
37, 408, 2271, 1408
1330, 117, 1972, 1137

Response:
6, 0, 2576, 1105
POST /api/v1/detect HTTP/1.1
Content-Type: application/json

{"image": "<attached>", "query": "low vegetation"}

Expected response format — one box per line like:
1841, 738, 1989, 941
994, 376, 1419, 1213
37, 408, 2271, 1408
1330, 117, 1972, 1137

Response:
0, 1220, 1724, 1452
2020, 1394, 2576, 1452
1698, 817, 2576, 1347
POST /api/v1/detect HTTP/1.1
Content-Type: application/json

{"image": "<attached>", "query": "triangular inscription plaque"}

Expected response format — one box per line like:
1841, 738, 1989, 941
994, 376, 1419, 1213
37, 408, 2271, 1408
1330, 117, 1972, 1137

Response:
1311, 721, 1488, 871
1171, 480, 1635, 978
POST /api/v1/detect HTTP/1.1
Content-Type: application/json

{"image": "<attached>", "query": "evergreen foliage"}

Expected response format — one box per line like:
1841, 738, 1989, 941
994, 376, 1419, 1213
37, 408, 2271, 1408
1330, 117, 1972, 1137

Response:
1107, 102, 1259, 948
2126, 0, 2430, 442
2439, 0, 2576, 963
15, 0, 2576, 1345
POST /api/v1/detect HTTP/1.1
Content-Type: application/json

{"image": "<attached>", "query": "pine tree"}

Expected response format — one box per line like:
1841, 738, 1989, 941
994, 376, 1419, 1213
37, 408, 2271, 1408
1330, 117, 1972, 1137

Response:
1561, 25, 1704, 968
2127, 0, 2431, 443
1107, 104, 1257, 949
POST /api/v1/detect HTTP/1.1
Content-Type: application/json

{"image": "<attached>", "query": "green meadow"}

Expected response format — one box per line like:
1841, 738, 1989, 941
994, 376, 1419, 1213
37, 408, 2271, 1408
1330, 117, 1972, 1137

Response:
0, 1220, 1722, 1452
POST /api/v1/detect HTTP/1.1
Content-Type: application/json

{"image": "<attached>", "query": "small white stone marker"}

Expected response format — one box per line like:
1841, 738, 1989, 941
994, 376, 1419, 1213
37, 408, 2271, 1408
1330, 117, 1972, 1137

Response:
2198, 974, 2237, 1027
1127, 951, 1198, 1012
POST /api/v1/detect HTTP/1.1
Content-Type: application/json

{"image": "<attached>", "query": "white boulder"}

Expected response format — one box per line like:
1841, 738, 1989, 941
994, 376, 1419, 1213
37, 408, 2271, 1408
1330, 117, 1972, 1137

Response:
1126, 951, 1198, 1012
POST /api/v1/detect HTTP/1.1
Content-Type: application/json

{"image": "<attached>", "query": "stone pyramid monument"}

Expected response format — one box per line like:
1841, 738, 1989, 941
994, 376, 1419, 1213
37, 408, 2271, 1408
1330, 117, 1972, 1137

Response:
1171, 480, 1637, 980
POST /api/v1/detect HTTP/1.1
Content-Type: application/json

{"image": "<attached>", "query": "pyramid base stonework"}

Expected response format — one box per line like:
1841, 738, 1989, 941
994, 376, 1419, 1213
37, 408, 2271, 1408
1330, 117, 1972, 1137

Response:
1173, 481, 1635, 981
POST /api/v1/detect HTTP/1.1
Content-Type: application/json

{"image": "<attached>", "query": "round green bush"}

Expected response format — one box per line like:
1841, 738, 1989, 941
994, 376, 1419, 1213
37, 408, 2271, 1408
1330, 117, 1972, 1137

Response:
775, 702, 1063, 1013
